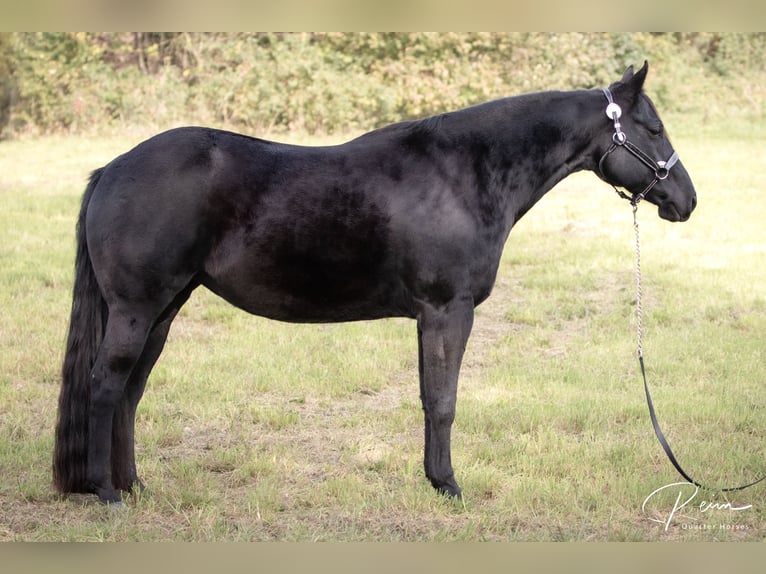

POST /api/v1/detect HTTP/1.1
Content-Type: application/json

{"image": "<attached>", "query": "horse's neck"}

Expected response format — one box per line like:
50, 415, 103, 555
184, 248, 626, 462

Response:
458, 89, 602, 231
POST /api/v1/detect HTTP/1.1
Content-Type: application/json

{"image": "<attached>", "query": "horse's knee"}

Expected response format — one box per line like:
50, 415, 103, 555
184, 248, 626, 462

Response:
427, 401, 455, 430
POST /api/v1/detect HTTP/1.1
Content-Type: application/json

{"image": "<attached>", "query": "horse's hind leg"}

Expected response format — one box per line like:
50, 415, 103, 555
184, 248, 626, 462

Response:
85, 310, 150, 503
110, 314, 174, 494
110, 284, 195, 495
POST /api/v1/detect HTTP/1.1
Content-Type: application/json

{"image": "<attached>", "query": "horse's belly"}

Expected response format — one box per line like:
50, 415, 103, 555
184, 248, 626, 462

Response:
201, 242, 409, 323
202, 273, 407, 323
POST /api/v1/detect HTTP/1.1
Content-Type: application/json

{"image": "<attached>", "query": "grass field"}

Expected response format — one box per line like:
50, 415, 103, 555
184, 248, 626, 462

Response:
0, 122, 764, 541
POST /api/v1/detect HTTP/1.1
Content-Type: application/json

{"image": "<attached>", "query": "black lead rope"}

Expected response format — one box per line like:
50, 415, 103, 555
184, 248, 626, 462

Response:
629, 203, 765, 493
641, 355, 766, 492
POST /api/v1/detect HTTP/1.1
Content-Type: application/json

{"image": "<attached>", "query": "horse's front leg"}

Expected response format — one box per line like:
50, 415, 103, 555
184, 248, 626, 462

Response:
416, 295, 474, 498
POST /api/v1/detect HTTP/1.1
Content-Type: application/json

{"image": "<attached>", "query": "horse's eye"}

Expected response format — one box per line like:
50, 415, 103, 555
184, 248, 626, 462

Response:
649, 124, 664, 136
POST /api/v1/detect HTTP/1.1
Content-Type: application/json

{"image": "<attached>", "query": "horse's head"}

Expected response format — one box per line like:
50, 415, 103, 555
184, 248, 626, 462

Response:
595, 62, 697, 222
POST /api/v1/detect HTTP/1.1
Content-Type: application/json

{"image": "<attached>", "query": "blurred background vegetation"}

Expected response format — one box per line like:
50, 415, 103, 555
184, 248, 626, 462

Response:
0, 32, 764, 139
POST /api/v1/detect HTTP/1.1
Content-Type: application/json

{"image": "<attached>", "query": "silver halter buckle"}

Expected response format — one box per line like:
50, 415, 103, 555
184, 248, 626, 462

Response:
656, 160, 669, 180
604, 91, 626, 144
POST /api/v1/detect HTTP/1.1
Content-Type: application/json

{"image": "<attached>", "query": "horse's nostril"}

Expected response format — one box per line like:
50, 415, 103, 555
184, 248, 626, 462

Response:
691, 195, 698, 211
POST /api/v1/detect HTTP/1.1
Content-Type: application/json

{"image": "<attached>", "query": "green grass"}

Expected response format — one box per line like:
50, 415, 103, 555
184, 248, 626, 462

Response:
0, 127, 764, 541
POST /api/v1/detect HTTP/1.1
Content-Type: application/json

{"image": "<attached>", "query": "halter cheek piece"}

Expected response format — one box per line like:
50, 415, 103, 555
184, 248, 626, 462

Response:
598, 88, 679, 207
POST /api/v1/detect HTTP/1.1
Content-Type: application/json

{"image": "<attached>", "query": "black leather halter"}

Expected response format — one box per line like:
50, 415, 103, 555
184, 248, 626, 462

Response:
598, 88, 679, 206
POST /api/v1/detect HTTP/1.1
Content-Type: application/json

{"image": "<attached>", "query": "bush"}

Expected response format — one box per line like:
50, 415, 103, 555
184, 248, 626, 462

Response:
3, 32, 765, 138
0, 33, 16, 138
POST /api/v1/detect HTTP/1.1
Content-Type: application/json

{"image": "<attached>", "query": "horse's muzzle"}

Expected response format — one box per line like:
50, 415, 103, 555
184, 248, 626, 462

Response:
658, 193, 696, 222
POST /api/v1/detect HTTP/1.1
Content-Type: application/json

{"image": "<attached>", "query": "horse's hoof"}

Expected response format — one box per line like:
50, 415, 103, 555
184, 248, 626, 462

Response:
431, 478, 462, 499
437, 485, 462, 499
95, 487, 122, 506
120, 479, 146, 495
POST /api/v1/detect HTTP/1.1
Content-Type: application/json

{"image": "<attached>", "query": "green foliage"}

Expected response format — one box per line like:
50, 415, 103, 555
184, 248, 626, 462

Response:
2, 32, 766, 137
702, 32, 766, 76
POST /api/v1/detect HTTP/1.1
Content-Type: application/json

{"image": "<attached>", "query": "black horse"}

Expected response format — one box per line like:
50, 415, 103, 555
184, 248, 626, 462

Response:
54, 62, 696, 504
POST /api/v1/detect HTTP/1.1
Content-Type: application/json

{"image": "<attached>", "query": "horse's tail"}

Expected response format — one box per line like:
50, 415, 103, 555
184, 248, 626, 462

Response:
53, 168, 108, 494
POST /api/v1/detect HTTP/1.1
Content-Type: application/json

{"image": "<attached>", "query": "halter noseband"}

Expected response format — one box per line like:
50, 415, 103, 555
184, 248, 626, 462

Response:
598, 88, 679, 207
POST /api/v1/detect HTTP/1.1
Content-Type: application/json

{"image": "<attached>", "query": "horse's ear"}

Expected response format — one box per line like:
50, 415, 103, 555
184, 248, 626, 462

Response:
629, 61, 649, 92
613, 61, 648, 105
620, 65, 635, 83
